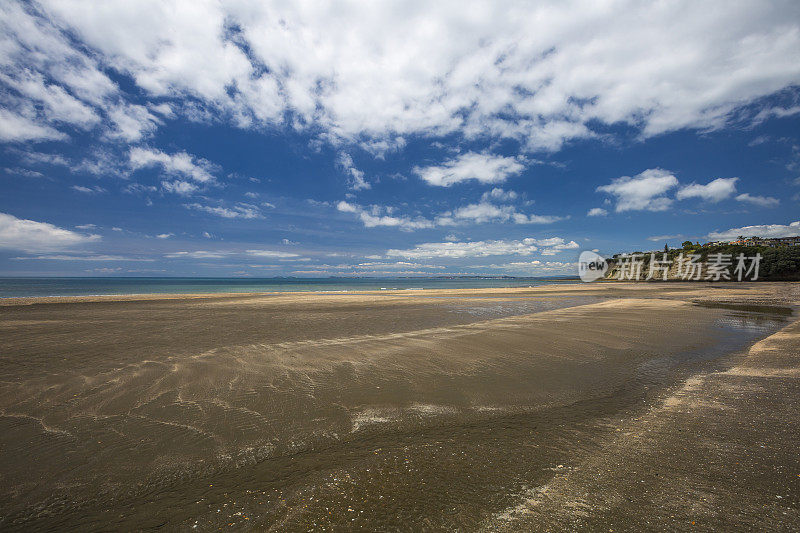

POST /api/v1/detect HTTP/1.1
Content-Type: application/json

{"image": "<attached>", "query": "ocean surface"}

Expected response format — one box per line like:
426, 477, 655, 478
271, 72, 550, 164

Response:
0, 276, 578, 298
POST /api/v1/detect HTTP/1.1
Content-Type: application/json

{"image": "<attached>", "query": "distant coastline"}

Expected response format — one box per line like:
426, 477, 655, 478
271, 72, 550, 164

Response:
0, 275, 580, 299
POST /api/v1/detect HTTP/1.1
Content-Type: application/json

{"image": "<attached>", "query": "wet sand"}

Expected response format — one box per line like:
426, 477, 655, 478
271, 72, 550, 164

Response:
0, 282, 798, 531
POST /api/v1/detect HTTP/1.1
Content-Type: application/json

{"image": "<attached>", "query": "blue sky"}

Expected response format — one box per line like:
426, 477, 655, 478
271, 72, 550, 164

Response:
1, 0, 799, 277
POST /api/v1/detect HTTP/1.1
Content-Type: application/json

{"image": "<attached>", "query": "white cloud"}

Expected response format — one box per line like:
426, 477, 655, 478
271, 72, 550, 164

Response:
129, 147, 216, 183
8, 0, 796, 154
13, 254, 153, 261
4, 167, 45, 179
708, 221, 800, 240
647, 234, 684, 242
437, 202, 563, 225
0, 212, 100, 252
185, 202, 263, 219
481, 188, 518, 202
156, 233, 174, 239
353, 261, 445, 270
164, 249, 302, 260
161, 180, 199, 196
165, 250, 230, 259
597, 169, 678, 212
336, 201, 434, 231
385, 237, 574, 259
735, 193, 780, 207
11, 150, 71, 167
753, 105, 800, 123
335, 201, 359, 214
484, 260, 575, 275
587, 207, 607, 217
536, 237, 579, 256
442, 202, 517, 224
414, 152, 525, 187
105, 103, 161, 141
149, 103, 175, 118
338, 199, 562, 230
1, 71, 101, 129
336, 196, 564, 231
0, 109, 67, 142
71, 185, 106, 194
337, 152, 370, 190
387, 240, 536, 259
246, 250, 300, 258
676, 177, 738, 202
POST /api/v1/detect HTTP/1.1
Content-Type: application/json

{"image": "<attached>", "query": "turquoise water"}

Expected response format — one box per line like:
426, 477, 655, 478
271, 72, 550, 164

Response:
0, 277, 578, 298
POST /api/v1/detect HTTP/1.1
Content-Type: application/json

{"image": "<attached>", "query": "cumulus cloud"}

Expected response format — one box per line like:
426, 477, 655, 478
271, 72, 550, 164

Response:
443, 202, 516, 224
536, 237, 580, 255
481, 188, 518, 202
414, 152, 525, 187
336, 201, 434, 231
129, 147, 216, 183
2, 71, 101, 129
0, 212, 100, 252
0, 109, 67, 142
437, 202, 563, 225
597, 169, 678, 212
105, 104, 161, 141
676, 177, 738, 202
338, 199, 562, 229
386, 237, 576, 259
0, 1, 163, 142
2, 0, 796, 154
735, 193, 780, 207
707, 221, 800, 240
587, 207, 607, 217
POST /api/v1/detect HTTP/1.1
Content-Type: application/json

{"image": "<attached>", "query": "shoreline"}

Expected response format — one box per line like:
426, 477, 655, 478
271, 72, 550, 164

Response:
18, 276, 795, 305
2, 280, 799, 305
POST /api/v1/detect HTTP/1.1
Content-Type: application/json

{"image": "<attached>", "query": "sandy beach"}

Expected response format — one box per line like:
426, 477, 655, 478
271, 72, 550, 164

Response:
0, 282, 798, 530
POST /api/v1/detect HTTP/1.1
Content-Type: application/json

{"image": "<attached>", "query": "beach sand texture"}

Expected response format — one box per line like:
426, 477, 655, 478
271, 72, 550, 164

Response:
0, 282, 798, 530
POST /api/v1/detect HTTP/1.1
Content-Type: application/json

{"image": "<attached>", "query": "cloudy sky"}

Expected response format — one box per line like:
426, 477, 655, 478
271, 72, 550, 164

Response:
1, 0, 799, 277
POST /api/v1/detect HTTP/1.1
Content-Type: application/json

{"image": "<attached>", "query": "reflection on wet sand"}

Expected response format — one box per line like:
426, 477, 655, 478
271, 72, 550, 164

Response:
0, 283, 797, 530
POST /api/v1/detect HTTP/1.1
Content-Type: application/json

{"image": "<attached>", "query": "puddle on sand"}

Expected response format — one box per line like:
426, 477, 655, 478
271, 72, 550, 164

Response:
634, 303, 791, 384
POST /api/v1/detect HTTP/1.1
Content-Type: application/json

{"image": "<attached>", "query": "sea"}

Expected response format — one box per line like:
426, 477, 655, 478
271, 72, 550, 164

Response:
0, 276, 579, 298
